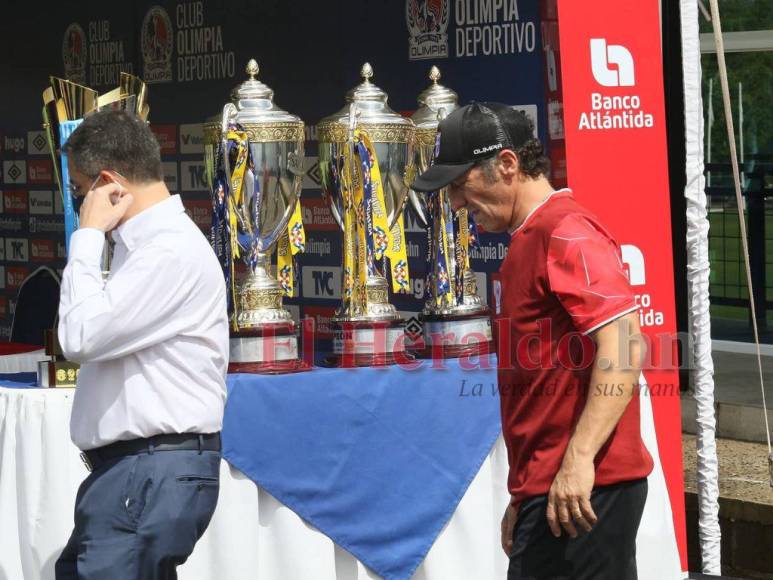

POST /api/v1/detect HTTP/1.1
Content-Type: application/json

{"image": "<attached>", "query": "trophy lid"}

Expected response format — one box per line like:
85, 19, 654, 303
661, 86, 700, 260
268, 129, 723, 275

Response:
204, 59, 303, 143
411, 66, 459, 130
318, 63, 413, 143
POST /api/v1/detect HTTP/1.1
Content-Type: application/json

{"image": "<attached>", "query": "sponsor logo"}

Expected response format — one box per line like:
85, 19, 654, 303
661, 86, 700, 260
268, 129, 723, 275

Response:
0, 238, 4, 260
31, 239, 56, 262
29, 191, 54, 215
175, 2, 237, 82
152, 125, 178, 155
27, 130, 48, 155
182, 199, 211, 232
55, 192, 65, 215
473, 143, 502, 156
179, 123, 204, 154
469, 241, 508, 263
300, 198, 339, 232
6, 238, 29, 262
0, 266, 5, 289
58, 241, 67, 259
621, 244, 645, 286
28, 159, 54, 184
454, 0, 536, 58
162, 161, 179, 191
302, 157, 322, 190
580, 40, 653, 131
302, 266, 342, 299
302, 305, 336, 339
62, 22, 87, 84
0, 217, 23, 232
0, 296, 7, 318
4, 161, 26, 184
4, 136, 26, 154
4, 191, 28, 214
29, 217, 65, 234
407, 0, 450, 60
141, 6, 174, 83
7, 266, 29, 290
590, 38, 635, 87
180, 161, 208, 191
304, 236, 332, 258
87, 20, 134, 87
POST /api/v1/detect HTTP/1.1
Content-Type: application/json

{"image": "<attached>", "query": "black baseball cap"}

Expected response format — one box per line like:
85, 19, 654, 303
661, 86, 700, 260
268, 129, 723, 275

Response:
411, 102, 536, 192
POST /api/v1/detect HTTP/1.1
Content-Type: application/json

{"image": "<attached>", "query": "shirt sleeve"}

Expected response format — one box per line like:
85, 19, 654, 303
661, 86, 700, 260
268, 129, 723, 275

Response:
58, 228, 194, 363
546, 214, 637, 335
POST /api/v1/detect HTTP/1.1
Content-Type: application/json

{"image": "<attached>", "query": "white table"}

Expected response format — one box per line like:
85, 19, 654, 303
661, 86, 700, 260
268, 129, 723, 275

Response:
0, 387, 511, 580
0, 349, 47, 373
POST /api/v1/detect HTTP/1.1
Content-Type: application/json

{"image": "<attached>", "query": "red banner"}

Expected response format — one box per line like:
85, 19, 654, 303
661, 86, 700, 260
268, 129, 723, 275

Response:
557, 0, 686, 570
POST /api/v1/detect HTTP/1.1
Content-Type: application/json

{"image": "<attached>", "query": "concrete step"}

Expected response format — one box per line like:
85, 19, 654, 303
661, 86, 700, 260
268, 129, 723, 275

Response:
683, 434, 773, 579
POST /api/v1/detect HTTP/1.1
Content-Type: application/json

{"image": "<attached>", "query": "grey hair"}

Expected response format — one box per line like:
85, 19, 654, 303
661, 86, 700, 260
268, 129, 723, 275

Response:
62, 110, 162, 183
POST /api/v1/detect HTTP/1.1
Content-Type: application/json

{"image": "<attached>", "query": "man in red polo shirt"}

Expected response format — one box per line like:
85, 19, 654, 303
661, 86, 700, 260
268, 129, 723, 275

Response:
413, 103, 653, 580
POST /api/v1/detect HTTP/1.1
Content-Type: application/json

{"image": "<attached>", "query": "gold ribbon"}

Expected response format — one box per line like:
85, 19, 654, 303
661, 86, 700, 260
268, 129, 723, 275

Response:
276, 200, 305, 297
356, 131, 411, 294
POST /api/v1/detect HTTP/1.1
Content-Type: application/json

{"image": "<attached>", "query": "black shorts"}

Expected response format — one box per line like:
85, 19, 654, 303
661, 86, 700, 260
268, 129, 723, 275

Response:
508, 478, 648, 580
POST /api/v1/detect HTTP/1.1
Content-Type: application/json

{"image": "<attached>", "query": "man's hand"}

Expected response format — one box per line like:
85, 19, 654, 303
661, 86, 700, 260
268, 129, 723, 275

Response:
546, 452, 598, 538
79, 183, 133, 232
501, 501, 519, 555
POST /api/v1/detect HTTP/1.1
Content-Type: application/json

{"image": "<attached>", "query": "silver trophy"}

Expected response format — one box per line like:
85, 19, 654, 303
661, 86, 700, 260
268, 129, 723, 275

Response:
204, 59, 308, 373
317, 63, 416, 366
409, 66, 492, 358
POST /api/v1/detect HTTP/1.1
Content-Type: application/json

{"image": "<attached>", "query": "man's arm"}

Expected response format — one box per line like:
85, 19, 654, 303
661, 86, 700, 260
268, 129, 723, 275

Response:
545, 312, 646, 537
58, 184, 193, 363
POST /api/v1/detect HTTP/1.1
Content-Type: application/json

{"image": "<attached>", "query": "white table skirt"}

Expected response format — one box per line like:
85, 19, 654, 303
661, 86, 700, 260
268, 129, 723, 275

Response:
0, 349, 47, 373
0, 387, 511, 580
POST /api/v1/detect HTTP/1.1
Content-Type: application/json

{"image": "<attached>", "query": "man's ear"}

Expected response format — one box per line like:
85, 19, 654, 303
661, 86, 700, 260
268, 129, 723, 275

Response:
498, 149, 520, 180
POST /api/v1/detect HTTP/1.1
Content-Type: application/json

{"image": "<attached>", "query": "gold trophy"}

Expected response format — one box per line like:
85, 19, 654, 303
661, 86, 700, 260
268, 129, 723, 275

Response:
409, 67, 492, 358
317, 63, 416, 367
204, 60, 310, 373
40, 73, 149, 387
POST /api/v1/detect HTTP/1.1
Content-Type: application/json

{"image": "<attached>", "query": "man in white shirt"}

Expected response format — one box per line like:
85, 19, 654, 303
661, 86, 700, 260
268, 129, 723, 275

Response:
55, 110, 229, 580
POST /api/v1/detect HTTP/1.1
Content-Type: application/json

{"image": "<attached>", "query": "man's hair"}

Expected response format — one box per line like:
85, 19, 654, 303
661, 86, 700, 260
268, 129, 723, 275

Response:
62, 110, 162, 183
479, 136, 551, 183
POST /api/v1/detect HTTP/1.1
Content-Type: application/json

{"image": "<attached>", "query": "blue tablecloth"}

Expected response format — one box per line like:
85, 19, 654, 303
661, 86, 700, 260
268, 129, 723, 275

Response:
0, 357, 502, 580
223, 355, 501, 580
0, 372, 38, 388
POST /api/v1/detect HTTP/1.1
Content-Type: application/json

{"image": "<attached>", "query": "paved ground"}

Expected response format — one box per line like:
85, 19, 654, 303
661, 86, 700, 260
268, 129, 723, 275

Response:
683, 433, 773, 506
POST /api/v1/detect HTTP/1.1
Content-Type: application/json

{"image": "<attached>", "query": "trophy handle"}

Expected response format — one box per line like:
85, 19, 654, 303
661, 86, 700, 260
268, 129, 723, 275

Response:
408, 105, 450, 229
221, 103, 236, 193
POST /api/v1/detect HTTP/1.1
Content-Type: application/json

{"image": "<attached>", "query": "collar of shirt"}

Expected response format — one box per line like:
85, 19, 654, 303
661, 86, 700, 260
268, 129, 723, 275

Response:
112, 195, 185, 251
509, 188, 573, 237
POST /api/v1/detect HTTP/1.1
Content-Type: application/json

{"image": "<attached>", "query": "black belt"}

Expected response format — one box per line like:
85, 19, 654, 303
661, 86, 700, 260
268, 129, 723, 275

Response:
81, 432, 221, 472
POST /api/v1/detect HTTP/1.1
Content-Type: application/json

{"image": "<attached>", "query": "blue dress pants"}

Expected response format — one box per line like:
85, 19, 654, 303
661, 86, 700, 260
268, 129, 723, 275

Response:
55, 448, 220, 580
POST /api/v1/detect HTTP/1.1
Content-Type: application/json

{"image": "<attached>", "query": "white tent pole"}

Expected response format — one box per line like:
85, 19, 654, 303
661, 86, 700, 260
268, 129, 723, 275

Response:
681, 0, 722, 574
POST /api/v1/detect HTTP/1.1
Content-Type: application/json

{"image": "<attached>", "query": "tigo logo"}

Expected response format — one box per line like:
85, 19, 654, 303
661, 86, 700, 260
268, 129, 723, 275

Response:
590, 38, 634, 87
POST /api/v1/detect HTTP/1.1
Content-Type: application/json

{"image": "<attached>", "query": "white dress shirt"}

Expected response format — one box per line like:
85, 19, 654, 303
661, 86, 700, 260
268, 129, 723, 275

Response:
59, 194, 229, 450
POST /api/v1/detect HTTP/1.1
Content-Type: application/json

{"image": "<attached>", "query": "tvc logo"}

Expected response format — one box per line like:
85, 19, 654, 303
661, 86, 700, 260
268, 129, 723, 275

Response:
590, 38, 635, 87
302, 266, 342, 299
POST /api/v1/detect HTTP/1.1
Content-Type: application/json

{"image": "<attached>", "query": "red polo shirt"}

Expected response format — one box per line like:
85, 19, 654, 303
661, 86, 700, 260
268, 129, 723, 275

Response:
495, 189, 653, 502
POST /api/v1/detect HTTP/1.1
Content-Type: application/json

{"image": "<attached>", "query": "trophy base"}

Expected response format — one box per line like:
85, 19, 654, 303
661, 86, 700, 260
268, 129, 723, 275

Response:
228, 322, 312, 375
411, 311, 494, 360
326, 319, 414, 368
